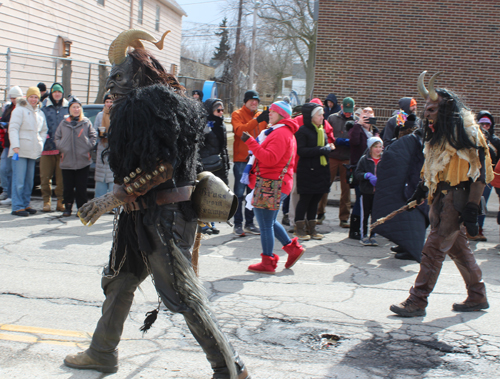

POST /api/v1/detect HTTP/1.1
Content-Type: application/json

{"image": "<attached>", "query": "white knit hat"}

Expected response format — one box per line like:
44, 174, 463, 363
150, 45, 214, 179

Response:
8, 86, 23, 99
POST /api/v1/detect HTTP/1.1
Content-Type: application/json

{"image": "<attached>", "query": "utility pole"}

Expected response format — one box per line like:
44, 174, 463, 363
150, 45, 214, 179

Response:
247, 1, 259, 89
231, 0, 245, 107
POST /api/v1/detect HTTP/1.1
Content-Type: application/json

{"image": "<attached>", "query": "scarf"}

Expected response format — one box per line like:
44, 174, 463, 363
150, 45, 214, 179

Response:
240, 124, 284, 185
101, 106, 111, 144
313, 123, 327, 166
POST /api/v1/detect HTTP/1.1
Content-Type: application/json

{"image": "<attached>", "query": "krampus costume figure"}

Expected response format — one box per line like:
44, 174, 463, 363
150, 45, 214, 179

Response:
63, 30, 249, 379
390, 71, 493, 317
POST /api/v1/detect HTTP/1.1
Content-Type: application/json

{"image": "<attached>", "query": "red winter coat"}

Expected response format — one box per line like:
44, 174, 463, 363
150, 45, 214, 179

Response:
244, 118, 299, 195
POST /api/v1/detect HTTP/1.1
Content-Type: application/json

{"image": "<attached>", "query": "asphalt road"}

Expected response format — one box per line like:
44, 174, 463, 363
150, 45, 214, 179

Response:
1, 196, 499, 379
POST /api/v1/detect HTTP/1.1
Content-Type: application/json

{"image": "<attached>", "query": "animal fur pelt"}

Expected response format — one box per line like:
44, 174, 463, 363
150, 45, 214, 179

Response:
108, 83, 206, 184
422, 109, 493, 201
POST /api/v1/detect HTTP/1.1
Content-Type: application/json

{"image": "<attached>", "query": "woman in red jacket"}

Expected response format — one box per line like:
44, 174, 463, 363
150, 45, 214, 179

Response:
241, 101, 305, 274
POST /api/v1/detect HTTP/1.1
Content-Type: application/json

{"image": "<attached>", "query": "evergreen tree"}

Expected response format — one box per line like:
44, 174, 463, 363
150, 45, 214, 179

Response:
213, 17, 230, 61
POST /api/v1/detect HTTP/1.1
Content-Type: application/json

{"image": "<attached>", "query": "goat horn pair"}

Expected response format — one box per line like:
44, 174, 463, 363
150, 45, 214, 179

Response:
417, 71, 441, 101
108, 29, 171, 65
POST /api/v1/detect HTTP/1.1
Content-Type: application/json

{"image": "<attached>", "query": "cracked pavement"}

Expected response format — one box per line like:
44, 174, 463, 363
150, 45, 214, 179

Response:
0, 196, 499, 378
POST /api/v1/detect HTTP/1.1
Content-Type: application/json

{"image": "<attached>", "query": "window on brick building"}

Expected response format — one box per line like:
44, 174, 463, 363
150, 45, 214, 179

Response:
155, 5, 160, 31
138, 0, 144, 24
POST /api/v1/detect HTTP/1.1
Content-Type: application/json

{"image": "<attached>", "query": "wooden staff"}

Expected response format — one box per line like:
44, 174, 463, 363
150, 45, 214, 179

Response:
370, 200, 417, 233
191, 223, 203, 277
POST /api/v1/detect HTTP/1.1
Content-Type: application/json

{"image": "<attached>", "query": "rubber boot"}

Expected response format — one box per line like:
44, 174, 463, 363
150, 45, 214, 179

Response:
282, 237, 305, 269
307, 219, 324, 240
63, 203, 72, 217
349, 214, 361, 240
294, 220, 311, 241
247, 253, 279, 274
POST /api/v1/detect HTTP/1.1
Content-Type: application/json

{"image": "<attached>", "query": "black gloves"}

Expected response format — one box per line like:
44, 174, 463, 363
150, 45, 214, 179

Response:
407, 182, 428, 211
461, 202, 480, 237
320, 145, 331, 155
256, 110, 269, 123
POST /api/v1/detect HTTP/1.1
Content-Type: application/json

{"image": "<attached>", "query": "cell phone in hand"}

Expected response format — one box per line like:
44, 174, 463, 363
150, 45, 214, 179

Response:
368, 117, 377, 125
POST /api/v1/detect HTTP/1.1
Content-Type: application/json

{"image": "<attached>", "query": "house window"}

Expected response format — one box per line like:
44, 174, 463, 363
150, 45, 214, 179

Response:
155, 5, 160, 31
97, 0, 104, 5
138, 0, 144, 24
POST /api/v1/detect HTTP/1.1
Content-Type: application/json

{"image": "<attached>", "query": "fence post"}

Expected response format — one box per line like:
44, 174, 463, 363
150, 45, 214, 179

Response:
86, 63, 92, 104
6, 48, 11, 92
94, 60, 109, 104
62, 59, 72, 99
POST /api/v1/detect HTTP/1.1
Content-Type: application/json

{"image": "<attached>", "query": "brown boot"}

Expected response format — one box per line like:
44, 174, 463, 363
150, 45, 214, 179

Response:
64, 350, 118, 373
307, 220, 324, 240
43, 202, 51, 212
452, 300, 489, 312
56, 199, 65, 212
390, 298, 426, 317
294, 220, 311, 241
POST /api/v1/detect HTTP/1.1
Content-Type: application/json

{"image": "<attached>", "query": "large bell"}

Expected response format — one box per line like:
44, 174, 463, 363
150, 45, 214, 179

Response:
191, 172, 238, 223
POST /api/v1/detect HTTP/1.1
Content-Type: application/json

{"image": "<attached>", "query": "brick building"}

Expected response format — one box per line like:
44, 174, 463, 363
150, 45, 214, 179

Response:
313, 0, 500, 120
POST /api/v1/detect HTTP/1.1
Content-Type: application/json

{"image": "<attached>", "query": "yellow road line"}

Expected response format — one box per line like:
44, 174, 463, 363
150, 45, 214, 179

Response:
0, 333, 89, 347
0, 324, 91, 338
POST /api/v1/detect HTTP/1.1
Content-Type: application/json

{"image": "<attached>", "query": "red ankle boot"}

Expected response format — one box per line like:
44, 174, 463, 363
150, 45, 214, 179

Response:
248, 254, 278, 274
282, 237, 305, 269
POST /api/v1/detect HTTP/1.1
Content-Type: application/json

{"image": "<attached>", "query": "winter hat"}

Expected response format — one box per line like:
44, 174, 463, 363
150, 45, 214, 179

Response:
26, 86, 41, 99
367, 136, 383, 150
103, 93, 112, 102
270, 101, 292, 119
342, 97, 355, 113
311, 105, 324, 119
243, 90, 260, 104
37, 82, 47, 92
478, 117, 492, 125
51, 83, 64, 93
68, 96, 82, 109
8, 86, 23, 99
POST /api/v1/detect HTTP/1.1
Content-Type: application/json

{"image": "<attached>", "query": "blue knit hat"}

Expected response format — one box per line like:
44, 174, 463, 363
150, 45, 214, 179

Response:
270, 101, 292, 119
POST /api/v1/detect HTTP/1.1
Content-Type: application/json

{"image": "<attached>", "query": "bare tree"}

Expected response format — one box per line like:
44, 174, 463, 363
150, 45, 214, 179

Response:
258, 0, 316, 98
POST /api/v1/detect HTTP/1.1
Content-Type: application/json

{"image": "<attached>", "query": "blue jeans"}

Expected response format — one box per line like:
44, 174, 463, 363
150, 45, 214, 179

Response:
0, 148, 12, 198
11, 157, 36, 212
478, 184, 493, 228
95, 181, 114, 198
253, 194, 291, 257
233, 162, 254, 227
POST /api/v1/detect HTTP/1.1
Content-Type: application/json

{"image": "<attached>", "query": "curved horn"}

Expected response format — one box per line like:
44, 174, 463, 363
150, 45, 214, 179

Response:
108, 29, 171, 65
428, 72, 441, 101
417, 71, 429, 100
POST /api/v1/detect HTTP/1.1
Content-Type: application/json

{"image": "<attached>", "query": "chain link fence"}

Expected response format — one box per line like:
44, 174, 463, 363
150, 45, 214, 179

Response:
1, 50, 110, 106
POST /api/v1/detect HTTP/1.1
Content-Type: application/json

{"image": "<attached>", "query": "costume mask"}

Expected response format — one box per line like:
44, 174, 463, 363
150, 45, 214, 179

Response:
105, 29, 170, 101
418, 71, 441, 133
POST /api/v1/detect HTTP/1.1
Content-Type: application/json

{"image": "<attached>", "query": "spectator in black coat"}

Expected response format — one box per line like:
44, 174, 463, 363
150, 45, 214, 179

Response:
473, 111, 500, 241
354, 137, 383, 246
382, 97, 421, 147
323, 93, 340, 120
294, 102, 331, 240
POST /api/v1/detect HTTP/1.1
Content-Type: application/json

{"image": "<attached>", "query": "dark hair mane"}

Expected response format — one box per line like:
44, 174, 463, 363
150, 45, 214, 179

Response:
423, 88, 477, 150
129, 49, 185, 94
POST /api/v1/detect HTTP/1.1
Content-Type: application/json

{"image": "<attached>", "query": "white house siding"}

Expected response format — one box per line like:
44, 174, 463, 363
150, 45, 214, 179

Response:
0, 0, 184, 103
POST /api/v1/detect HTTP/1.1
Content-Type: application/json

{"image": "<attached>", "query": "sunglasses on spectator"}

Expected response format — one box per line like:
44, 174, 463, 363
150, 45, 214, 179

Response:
216, 109, 224, 113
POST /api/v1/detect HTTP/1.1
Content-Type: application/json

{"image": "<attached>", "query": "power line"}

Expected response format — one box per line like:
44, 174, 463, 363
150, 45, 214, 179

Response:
178, 0, 226, 6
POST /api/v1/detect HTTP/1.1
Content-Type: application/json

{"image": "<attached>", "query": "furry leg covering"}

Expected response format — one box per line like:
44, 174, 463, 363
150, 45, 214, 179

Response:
168, 239, 238, 379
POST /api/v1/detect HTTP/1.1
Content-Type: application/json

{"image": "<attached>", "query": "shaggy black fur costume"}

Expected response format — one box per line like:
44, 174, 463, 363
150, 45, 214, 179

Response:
423, 88, 478, 151
108, 83, 205, 183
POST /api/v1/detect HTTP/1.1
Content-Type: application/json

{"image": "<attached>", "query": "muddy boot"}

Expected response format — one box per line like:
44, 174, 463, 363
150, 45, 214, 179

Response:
307, 219, 324, 240
294, 220, 311, 241
390, 298, 426, 317
247, 254, 279, 274
64, 350, 118, 373
282, 237, 306, 269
